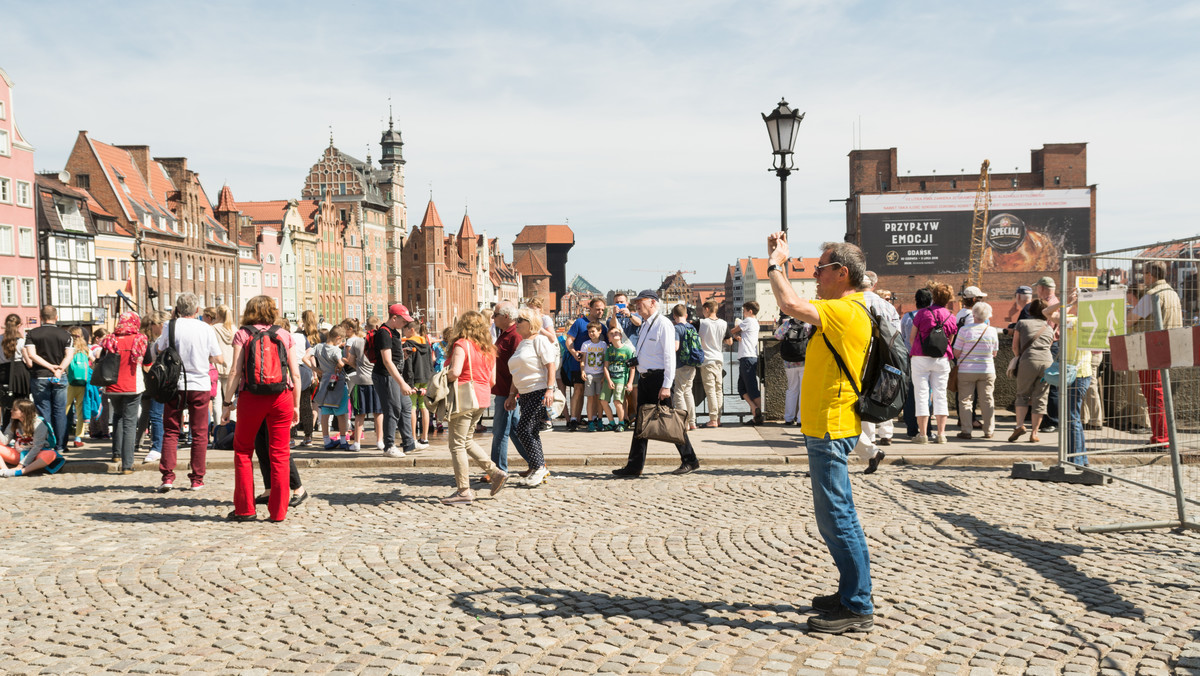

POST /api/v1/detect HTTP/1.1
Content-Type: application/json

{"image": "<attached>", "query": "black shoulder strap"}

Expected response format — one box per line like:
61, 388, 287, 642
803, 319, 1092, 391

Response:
168, 319, 176, 351
819, 299, 873, 397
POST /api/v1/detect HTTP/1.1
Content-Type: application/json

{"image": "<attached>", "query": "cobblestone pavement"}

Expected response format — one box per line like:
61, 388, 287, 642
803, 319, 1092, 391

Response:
1, 464, 1198, 675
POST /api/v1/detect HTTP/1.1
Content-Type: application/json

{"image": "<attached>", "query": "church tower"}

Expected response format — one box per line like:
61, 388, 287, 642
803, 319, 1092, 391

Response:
380, 109, 408, 300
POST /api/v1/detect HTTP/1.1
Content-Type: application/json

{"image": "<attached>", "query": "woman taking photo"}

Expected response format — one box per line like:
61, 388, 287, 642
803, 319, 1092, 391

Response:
1009, 298, 1054, 443
224, 295, 302, 522
909, 282, 958, 444
441, 311, 507, 506
505, 308, 557, 487
100, 312, 147, 473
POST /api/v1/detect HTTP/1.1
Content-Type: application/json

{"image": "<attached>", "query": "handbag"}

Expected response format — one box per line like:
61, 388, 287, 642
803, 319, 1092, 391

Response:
1042, 362, 1078, 386
1007, 322, 1049, 379
634, 402, 687, 446
90, 349, 121, 387
948, 330, 986, 393
448, 341, 481, 415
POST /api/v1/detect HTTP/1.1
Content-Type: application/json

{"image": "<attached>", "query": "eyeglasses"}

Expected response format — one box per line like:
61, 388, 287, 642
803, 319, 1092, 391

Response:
814, 261, 842, 273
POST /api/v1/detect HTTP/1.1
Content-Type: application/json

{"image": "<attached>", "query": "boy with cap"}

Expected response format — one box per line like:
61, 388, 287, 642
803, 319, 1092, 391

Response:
373, 303, 426, 457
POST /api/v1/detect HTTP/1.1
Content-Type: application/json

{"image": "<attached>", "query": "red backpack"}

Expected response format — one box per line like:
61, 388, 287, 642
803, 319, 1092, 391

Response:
365, 325, 388, 364
242, 326, 290, 394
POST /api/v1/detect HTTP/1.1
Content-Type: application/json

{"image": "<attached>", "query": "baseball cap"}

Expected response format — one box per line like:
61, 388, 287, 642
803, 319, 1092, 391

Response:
632, 289, 659, 302
961, 286, 987, 299
1015, 285, 1033, 295
388, 303, 415, 322
1035, 276, 1056, 288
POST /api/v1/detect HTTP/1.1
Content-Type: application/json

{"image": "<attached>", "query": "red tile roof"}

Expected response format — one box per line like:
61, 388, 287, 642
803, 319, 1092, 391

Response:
418, 200, 444, 230
514, 250, 551, 277
78, 188, 116, 220
237, 199, 291, 225
514, 224, 574, 245
216, 185, 237, 213
458, 213, 476, 241
87, 137, 174, 232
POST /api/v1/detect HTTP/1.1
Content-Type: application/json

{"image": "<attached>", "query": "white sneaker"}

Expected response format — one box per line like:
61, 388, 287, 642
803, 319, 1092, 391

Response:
412, 441, 429, 451
376, 441, 385, 450
383, 446, 406, 458
525, 466, 549, 487
349, 443, 361, 451
144, 450, 161, 464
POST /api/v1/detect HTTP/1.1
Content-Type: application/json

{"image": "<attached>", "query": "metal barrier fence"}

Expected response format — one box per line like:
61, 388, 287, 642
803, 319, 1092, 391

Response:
1057, 237, 1199, 533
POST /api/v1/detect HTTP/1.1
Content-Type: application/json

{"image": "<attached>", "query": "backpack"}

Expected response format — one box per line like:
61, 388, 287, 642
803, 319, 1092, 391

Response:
365, 326, 387, 365
67, 351, 91, 385
919, 308, 952, 358
678, 325, 705, 366
822, 300, 910, 425
779, 321, 811, 363
242, 325, 290, 395
144, 320, 184, 404
90, 349, 121, 387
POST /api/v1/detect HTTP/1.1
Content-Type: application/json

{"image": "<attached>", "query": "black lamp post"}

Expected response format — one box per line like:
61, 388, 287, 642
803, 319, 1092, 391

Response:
762, 98, 805, 235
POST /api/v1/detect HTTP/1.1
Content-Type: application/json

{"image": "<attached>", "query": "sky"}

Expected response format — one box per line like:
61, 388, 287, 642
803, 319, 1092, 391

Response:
4, 1, 1199, 293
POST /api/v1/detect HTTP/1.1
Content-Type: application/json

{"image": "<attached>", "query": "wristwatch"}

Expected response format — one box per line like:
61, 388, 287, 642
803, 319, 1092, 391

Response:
767, 263, 784, 275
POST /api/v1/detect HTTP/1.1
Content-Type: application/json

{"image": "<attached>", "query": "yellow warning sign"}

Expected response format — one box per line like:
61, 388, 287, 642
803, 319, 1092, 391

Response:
1075, 276, 1098, 290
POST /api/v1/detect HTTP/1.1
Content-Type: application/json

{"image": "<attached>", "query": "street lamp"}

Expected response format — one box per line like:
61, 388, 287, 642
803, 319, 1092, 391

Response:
762, 98, 805, 235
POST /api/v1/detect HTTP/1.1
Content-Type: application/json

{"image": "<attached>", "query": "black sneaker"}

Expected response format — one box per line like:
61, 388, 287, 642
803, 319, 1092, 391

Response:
226, 511, 257, 522
566, 419, 579, 432
812, 593, 841, 613
807, 606, 873, 634
255, 494, 270, 505
611, 466, 641, 478
865, 450, 885, 475
670, 461, 699, 475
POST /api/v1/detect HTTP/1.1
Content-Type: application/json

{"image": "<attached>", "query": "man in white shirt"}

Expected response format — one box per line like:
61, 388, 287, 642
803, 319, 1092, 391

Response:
698, 300, 727, 428
855, 272, 901, 473
153, 293, 224, 492
728, 301, 763, 424
613, 289, 700, 478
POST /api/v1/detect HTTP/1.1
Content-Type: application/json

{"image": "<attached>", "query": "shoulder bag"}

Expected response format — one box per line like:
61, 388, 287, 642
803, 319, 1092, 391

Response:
447, 341, 481, 415
1006, 322, 1049, 379
948, 328, 986, 394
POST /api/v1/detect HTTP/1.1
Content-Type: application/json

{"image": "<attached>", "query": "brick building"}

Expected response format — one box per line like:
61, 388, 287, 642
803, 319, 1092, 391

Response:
845, 143, 1096, 316
657, 271, 692, 311
0, 68, 40, 324
400, 200, 477, 332
64, 133, 239, 313
512, 225, 574, 311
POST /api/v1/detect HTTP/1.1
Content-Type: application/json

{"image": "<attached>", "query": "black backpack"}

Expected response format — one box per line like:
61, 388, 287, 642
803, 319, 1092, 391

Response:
822, 300, 910, 424
919, 309, 951, 357
779, 320, 812, 363
144, 320, 184, 404
90, 349, 121, 387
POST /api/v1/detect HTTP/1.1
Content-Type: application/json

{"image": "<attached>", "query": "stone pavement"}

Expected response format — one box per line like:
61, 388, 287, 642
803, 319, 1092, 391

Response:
1, 463, 1198, 674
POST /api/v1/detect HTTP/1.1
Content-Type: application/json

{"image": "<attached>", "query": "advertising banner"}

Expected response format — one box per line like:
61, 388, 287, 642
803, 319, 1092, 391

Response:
859, 189, 1091, 274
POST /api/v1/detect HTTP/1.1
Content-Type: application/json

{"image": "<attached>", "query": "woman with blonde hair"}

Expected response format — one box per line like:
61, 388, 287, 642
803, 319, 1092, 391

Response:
441, 311, 507, 506
224, 295, 302, 522
64, 326, 92, 448
292, 310, 320, 447
210, 305, 236, 427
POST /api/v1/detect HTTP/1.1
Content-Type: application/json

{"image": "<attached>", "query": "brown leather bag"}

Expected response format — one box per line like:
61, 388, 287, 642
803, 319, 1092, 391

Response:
635, 403, 687, 446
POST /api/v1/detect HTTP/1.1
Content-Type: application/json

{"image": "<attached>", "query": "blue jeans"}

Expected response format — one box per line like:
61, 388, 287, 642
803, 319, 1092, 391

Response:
1067, 376, 1090, 466
806, 433, 873, 614
491, 394, 530, 473
31, 378, 68, 452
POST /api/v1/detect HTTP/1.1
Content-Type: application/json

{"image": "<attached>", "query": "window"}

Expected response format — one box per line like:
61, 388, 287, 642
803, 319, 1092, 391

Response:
919, 180, 926, 191
75, 240, 88, 261
305, 251, 313, 266
305, 277, 313, 293
0, 177, 10, 203
161, 261, 168, 278
198, 265, 204, 282
174, 260, 181, 279
120, 260, 129, 280
149, 260, 157, 277
349, 234, 356, 247
365, 256, 372, 271
1054, 176, 1061, 185
15, 181, 31, 208
0, 101, 5, 118
951, 179, 958, 189
209, 266, 215, 282
76, 280, 91, 306
20, 278, 34, 306
57, 278, 70, 305
55, 238, 69, 259
0, 130, 8, 157
0, 278, 13, 305
283, 274, 293, 289
265, 253, 275, 264
16, 227, 31, 255
365, 278, 371, 294
186, 262, 193, 280
219, 267, 224, 283
0, 225, 11, 255
75, 174, 89, 190
1011, 178, 1019, 188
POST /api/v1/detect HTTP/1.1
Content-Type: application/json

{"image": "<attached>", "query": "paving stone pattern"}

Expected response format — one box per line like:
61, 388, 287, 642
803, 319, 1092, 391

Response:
1, 465, 1198, 675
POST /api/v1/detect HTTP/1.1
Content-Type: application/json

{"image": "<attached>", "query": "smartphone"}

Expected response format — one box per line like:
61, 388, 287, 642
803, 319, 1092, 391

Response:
615, 303, 626, 311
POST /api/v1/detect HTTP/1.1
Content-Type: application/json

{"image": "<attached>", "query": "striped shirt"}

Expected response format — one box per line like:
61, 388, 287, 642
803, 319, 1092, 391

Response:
952, 322, 998, 374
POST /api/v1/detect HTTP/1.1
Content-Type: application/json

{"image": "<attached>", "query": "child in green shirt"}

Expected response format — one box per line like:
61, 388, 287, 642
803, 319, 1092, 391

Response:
602, 328, 636, 432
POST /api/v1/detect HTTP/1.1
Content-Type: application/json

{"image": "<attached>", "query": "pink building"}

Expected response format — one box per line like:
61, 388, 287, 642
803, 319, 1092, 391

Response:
0, 68, 40, 324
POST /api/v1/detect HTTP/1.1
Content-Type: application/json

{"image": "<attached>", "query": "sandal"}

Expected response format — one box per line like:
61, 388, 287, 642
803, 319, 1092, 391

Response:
1008, 427, 1027, 443
703, 420, 720, 428
1029, 435, 1040, 443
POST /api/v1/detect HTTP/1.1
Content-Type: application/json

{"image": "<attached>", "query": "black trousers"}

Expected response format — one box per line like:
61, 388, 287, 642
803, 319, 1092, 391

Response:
256, 421, 302, 490
624, 369, 698, 472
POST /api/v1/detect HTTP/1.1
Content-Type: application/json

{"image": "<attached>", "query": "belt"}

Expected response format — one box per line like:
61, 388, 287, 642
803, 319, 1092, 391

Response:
641, 368, 664, 374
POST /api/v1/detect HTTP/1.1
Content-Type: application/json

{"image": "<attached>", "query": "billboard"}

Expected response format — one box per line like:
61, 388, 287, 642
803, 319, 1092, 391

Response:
858, 189, 1091, 274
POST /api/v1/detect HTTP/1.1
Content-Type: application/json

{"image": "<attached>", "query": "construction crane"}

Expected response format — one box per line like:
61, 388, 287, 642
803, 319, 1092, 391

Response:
965, 160, 991, 290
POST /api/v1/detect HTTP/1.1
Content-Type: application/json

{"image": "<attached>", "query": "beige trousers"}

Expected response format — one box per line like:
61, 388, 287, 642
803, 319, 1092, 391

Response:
671, 365, 697, 425
957, 371, 996, 436
698, 360, 723, 420
447, 408, 500, 490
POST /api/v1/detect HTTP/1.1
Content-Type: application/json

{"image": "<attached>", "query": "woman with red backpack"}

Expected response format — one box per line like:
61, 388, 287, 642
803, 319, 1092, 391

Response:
223, 295, 301, 522
908, 282, 958, 444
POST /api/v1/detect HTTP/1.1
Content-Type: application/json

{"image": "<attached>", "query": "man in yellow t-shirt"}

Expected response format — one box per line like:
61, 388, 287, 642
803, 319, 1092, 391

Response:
765, 232, 874, 635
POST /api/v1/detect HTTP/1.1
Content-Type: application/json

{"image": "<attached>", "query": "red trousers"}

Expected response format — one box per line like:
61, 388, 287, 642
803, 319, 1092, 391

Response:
233, 390, 293, 521
1138, 369, 1169, 445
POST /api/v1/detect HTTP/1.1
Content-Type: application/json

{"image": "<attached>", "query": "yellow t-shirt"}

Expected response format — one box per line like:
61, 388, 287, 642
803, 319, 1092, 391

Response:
801, 292, 872, 440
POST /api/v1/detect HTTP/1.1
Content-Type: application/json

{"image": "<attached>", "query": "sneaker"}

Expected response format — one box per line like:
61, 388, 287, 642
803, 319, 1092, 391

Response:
670, 461, 700, 475
144, 450, 162, 464
936, 435, 948, 444
376, 441, 386, 450
877, 437, 891, 446
525, 466, 549, 487
121, 469, 135, 475
383, 447, 406, 458
541, 420, 554, 432
337, 441, 350, 451
812, 593, 841, 613
807, 606, 873, 634
754, 411, 765, 425
417, 438, 430, 445
73, 438, 84, 448
587, 420, 598, 432
615, 423, 625, 433
348, 443, 361, 452
602, 422, 614, 432
323, 436, 342, 450
440, 490, 474, 506
956, 432, 972, 440
226, 511, 257, 522
490, 470, 509, 496
413, 441, 430, 451
157, 482, 173, 493
913, 434, 928, 445
566, 419, 579, 432
190, 481, 205, 491
865, 450, 885, 475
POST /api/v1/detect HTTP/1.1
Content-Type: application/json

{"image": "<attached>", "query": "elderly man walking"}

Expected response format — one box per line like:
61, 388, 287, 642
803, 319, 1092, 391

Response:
1130, 262, 1183, 446
612, 290, 700, 478
154, 293, 224, 492
766, 233, 875, 634
491, 301, 530, 474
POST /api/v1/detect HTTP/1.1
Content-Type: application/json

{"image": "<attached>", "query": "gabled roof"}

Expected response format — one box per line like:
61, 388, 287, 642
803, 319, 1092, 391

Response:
86, 137, 177, 235
514, 250, 551, 277
195, 181, 237, 250
514, 224, 574, 245
458, 214, 476, 240
35, 174, 95, 236
237, 199, 291, 226
418, 200, 444, 231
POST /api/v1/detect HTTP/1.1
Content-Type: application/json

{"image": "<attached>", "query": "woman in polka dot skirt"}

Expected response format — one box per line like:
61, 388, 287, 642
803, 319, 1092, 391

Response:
504, 308, 558, 487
